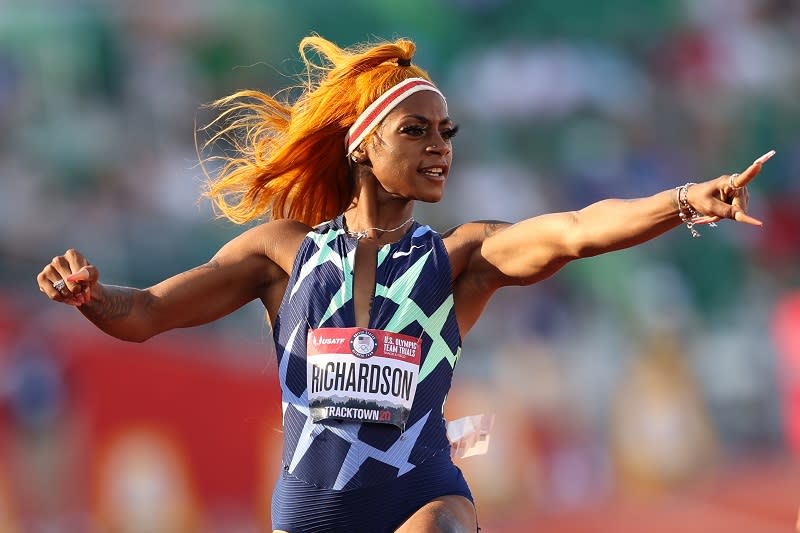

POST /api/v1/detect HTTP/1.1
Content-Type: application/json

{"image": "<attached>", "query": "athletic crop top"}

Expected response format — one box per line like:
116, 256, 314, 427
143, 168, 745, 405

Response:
272, 214, 463, 490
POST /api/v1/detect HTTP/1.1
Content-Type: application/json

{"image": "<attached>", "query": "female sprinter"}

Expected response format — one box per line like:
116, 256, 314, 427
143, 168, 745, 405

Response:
36, 35, 774, 532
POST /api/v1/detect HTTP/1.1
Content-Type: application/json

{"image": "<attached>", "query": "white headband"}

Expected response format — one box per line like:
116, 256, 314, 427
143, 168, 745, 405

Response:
345, 77, 445, 156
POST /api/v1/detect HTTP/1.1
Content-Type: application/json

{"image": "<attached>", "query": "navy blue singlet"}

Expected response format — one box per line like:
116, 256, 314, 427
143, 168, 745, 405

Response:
271, 215, 472, 532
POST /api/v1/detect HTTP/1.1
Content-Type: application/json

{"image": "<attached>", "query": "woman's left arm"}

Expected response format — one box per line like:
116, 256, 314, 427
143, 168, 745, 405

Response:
479, 150, 774, 286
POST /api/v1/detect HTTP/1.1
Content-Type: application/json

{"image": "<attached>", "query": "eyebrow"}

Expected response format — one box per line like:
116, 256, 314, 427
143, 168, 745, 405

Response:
401, 114, 454, 125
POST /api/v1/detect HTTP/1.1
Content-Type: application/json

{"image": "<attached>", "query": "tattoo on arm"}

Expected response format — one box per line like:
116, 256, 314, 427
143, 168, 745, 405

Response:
187, 259, 220, 273
83, 286, 137, 322
481, 220, 511, 237
442, 220, 510, 239
84, 260, 220, 323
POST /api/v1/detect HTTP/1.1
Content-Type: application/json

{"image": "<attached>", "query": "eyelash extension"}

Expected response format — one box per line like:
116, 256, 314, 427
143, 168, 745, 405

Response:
442, 125, 459, 140
399, 124, 460, 140
399, 125, 425, 135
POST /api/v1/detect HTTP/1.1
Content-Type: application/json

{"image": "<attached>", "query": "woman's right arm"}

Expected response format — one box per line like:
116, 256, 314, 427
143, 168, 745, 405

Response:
36, 219, 307, 342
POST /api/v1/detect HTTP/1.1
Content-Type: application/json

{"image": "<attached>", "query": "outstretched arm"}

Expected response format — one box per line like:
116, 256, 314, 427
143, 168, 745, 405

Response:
36, 219, 307, 342
480, 150, 773, 285
448, 151, 774, 335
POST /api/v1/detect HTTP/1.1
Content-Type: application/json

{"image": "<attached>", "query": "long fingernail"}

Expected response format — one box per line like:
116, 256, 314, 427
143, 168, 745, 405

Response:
67, 268, 89, 282
755, 150, 776, 164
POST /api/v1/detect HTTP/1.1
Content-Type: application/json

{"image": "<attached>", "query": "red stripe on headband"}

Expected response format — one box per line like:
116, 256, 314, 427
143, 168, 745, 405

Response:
347, 79, 437, 146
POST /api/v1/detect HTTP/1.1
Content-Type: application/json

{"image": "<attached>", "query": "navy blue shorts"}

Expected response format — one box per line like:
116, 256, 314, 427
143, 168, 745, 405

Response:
271, 451, 474, 532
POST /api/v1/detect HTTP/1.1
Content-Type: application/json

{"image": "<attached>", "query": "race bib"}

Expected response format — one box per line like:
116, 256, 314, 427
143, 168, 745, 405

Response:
307, 327, 422, 428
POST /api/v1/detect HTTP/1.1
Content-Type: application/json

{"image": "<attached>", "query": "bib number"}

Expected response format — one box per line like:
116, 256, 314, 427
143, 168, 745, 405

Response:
307, 327, 421, 428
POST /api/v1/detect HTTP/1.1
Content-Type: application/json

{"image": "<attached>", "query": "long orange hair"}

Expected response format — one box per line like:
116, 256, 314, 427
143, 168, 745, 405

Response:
201, 35, 433, 226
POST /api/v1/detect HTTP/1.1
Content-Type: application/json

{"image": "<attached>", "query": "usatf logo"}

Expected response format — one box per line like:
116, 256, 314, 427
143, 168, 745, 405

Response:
350, 330, 377, 358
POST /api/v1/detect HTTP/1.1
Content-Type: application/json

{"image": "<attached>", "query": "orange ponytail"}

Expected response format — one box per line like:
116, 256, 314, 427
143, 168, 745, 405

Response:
200, 34, 433, 226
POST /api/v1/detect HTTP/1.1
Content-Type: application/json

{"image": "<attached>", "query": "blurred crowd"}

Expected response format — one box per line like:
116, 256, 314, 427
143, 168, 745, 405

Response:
1, 0, 799, 530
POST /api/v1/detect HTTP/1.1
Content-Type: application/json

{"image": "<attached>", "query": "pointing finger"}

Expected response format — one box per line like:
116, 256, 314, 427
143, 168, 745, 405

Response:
732, 150, 776, 188
754, 149, 777, 165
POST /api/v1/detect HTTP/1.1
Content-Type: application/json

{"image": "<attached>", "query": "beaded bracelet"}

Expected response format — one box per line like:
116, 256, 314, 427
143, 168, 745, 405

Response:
675, 182, 701, 238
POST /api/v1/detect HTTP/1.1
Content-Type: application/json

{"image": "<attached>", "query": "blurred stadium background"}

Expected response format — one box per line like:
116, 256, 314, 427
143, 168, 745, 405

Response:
1, 0, 800, 531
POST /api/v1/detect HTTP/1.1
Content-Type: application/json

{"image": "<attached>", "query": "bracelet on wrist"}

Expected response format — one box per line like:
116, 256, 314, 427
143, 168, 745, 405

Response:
675, 182, 702, 238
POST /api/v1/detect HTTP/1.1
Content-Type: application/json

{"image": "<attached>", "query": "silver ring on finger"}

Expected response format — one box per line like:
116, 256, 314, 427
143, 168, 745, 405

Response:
729, 173, 743, 192
52, 279, 70, 297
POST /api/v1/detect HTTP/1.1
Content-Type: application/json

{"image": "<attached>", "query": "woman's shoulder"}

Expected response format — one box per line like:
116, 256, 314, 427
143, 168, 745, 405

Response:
440, 220, 511, 246
240, 218, 313, 242
227, 218, 312, 270
441, 220, 512, 276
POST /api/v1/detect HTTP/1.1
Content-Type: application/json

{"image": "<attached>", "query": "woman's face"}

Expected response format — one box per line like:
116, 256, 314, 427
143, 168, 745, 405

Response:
360, 91, 456, 203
